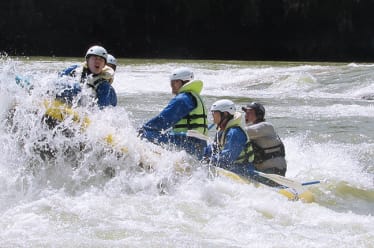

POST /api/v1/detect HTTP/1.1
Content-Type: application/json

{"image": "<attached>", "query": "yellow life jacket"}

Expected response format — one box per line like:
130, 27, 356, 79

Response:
217, 112, 254, 164
172, 80, 208, 135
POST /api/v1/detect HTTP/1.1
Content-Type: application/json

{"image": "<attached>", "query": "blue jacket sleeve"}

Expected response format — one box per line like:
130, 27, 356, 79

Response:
142, 93, 196, 132
55, 82, 82, 104
211, 127, 247, 167
59, 65, 79, 77
96, 82, 117, 108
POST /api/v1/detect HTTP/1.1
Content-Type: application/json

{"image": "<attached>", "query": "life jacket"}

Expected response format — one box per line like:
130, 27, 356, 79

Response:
80, 63, 115, 88
59, 62, 114, 99
56, 62, 117, 111
172, 80, 208, 135
216, 112, 254, 164
251, 139, 285, 164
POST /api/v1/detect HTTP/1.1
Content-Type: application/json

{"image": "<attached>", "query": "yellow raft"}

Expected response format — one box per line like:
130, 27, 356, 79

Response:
212, 166, 315, 203
42, 99, 315, 203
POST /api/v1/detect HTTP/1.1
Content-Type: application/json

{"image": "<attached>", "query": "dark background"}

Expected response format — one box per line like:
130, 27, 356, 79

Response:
2, 0, 374, 61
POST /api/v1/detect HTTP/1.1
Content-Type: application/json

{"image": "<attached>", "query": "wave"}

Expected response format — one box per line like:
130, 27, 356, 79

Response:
1, 57, 374, 247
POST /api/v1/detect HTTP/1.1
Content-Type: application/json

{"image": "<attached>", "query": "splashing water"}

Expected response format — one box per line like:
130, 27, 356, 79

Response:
0, 56, 373, 247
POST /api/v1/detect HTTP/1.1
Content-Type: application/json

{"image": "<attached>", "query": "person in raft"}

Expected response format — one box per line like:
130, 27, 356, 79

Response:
138, 67, 209, 160
242, 102, 287, 176
57, 45, 117, 108
203, 99, 255, 176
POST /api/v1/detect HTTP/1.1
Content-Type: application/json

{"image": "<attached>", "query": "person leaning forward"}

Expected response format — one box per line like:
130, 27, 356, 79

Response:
242, 102, 287, 176
138, 67, 209, 159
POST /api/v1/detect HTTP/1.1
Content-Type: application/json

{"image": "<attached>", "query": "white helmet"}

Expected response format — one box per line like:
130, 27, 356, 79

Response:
211, 99, 236, 115
107, 54, 117, 66
170, 67, 194, 81
85, 45, 108, 62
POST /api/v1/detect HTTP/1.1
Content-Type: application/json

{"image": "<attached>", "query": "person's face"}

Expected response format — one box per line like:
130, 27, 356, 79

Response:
212, 111, 221, 125
87, 55, 106, 74
170, 80, 183, 95
244, 108, 257, 124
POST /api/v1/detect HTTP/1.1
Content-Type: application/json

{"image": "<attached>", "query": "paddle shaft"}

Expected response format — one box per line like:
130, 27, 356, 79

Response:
301, 180, 320, 186
250, 170, 305, 190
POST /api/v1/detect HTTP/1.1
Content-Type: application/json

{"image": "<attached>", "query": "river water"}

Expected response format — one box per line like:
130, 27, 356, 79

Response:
0, 56, 373, 247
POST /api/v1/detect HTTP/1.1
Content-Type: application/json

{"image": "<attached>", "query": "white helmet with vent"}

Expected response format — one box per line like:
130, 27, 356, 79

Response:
211, 99, 236, 115
107, 54, 117, 66
170, 67, 194, 81
85, 45, 108, 62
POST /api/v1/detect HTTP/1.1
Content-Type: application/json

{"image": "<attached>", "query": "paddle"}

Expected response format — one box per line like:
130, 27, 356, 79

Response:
250, 170, 320, 195
185, 124, 215, 140
301, 180, 320, 186
186, 130, 211, 141
249, 170, 304, 190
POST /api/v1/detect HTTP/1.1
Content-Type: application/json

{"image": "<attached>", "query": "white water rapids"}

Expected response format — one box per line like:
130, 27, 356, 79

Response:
0, 57, 373, 247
